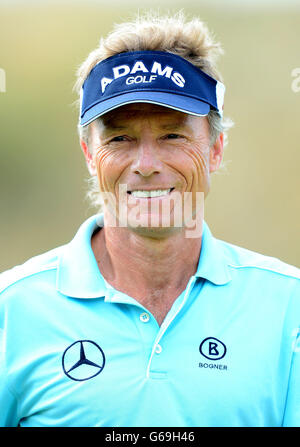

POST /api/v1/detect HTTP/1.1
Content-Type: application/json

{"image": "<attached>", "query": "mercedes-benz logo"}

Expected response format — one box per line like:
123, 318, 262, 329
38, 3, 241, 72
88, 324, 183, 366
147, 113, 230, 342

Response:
62, 340, 105, 381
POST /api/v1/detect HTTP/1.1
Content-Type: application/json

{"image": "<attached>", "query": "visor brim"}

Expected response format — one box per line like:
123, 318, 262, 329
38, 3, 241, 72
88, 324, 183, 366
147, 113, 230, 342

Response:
80, 91, 210, 126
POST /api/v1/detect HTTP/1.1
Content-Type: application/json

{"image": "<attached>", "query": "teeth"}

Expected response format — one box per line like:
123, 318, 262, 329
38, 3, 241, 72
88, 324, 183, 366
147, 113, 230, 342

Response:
131, 189, 171, 198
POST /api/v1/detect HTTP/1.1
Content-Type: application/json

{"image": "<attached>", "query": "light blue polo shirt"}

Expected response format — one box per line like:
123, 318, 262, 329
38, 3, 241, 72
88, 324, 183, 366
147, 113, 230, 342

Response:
0, 214, 299, 427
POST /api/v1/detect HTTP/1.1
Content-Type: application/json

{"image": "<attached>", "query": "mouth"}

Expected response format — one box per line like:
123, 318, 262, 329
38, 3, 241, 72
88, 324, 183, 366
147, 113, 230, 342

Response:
127, 188, 175, 198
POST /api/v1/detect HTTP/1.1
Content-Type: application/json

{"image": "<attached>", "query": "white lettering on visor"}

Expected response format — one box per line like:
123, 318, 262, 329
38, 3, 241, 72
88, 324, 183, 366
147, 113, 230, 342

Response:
100, 60, 186, 93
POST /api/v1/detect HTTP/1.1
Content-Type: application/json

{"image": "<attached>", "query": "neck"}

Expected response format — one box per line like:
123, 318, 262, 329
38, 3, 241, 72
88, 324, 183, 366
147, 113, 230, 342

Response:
91, 214, 202, 300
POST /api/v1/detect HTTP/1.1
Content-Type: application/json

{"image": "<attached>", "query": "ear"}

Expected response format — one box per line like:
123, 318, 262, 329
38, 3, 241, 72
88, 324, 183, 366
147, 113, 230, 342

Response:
80, 139, 97, 176
209, 132, 224, 173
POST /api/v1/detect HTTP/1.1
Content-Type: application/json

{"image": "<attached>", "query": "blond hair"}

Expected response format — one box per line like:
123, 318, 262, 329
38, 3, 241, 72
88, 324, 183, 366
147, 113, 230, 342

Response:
74, 11, 233, 210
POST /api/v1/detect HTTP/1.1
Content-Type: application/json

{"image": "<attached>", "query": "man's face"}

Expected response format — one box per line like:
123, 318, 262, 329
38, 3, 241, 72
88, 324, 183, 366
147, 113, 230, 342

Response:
87, 103, 223, 236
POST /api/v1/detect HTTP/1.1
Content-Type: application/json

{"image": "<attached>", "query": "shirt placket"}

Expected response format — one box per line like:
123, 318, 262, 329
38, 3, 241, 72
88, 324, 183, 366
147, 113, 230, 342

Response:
146, 275, 197, 379
104, 275, 198, 379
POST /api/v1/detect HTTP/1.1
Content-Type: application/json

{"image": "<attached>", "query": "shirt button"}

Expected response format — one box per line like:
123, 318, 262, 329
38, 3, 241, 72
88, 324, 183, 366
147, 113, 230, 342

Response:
140, 312, 150, 323
155, 344, 162, 354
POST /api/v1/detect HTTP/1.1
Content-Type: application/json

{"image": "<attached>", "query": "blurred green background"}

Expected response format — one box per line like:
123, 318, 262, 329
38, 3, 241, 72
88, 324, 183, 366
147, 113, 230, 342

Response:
1, 0, 299, 271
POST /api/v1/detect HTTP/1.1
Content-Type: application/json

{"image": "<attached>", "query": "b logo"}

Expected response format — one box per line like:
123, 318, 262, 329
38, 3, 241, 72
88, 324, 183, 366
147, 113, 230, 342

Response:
199, 337, 226, 361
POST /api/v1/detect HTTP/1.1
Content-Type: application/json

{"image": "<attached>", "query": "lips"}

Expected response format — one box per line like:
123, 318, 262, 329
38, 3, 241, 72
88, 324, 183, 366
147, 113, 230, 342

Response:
127, 188, 175, 198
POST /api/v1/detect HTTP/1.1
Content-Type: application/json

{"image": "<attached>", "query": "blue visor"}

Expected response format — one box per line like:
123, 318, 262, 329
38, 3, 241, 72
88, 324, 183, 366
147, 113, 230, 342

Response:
80, 51, 225, 126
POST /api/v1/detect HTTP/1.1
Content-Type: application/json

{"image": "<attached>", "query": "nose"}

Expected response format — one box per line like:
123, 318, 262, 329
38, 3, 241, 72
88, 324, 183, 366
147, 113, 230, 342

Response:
131, 139, 163, 177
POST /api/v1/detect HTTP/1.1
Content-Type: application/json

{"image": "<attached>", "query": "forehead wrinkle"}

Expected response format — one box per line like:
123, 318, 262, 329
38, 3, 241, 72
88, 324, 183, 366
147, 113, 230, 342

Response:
100, 112, 192, 135
101, 103, 188, 124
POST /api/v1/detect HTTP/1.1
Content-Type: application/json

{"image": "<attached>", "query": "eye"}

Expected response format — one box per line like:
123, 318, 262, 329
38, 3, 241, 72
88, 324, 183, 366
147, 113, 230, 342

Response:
164, 133, 183, 140
109, 135, 128, 143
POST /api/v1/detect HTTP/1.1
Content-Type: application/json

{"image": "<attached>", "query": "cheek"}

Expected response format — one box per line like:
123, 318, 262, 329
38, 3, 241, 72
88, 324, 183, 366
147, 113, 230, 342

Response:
180, 144, 211, 189
94, 147, 130, 191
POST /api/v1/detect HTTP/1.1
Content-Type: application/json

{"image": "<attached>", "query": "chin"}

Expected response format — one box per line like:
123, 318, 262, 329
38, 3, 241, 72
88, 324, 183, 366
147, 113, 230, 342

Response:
128, 223, 182, 240
125, 212, 184, 238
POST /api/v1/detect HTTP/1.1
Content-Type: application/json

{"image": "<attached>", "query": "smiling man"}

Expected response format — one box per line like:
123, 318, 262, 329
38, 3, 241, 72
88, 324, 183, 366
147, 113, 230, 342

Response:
0, 12, 299, 427
86, 103, 216, 237
85, 102, 218, 325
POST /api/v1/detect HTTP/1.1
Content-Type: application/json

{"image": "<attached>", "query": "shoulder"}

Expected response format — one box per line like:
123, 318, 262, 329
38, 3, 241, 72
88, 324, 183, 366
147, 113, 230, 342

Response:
218, 238, 300, 281
0, 245, 65, 296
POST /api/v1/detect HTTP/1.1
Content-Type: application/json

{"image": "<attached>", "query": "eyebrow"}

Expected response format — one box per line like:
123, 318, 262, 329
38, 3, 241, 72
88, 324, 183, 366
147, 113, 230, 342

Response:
160, 123, 187, 131
103, 125, 127, 131
100, 123, 128, 135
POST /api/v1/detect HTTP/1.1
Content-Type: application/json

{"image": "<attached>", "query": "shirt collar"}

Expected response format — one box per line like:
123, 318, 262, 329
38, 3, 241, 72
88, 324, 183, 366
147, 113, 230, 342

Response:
195, 221, 232, 285
57, 214, 107, 299
56, 214, 231, 299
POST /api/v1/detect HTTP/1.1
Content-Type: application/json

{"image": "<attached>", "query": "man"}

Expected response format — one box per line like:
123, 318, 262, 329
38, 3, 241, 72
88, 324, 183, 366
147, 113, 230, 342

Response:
0, 13, 299, 427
